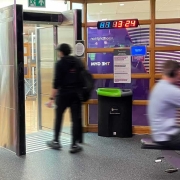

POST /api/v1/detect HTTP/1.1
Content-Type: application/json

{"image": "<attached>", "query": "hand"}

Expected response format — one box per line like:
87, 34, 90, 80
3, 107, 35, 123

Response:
46, 100, 54, 108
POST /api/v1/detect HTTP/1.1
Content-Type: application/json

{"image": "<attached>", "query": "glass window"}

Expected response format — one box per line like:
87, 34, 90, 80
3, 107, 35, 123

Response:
156, 0, 180, 19
87, 1, 150, 22
88, 26, 150, 48
88, 53, 150, 74
155, 24, 180, 46
132, 105, 148, 126
89, 105, 148, 125
155, 51, 180, 73
90, 79, 149, 100
128, 25, 150, 46
89, 105, 98, 124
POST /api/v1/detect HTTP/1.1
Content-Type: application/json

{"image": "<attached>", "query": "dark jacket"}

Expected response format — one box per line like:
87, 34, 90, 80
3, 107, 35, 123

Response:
53, 56, 84, 93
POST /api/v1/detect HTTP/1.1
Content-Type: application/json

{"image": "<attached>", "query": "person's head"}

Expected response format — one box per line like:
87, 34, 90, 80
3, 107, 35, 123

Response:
56, 43, 72, 58
162, 60, 180, 84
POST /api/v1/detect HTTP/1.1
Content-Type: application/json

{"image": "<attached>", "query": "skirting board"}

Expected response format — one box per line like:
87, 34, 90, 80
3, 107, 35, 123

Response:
83, 126, 151, 135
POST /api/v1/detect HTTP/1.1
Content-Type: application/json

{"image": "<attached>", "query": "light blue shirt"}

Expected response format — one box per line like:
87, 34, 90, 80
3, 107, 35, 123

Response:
148, 79, 180, 142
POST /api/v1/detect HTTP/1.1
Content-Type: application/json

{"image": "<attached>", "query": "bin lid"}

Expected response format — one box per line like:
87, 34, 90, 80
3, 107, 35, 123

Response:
97, 88, 121, 97
121, 89, 132, 96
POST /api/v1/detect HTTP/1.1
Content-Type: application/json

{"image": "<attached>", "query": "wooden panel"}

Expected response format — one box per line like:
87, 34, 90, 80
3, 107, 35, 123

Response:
83, 1, 87, 68
85, 99, 98, 104
133, 100, 148, 105
87, 20, 151, 27
149, 0, 155, 90
139, 19, 151, 25
155, 74, 162, 79
133, 126, 151, 134
85, 99, 148, 105
84, 104, 88, 127
86, 0, 147, 3
155, 18, 180, 24
155, 46, 180, 51
84, 125, 151, 134
93, 74, 114, 79
130, 74, 151, 78
83, 1, 88, 127
87, 47, 151, 53
71, 0, 85, 3
92, 73, 150, 79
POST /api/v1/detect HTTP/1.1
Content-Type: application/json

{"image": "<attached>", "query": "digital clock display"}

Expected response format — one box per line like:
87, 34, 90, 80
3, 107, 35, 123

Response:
97, 19, 139, 29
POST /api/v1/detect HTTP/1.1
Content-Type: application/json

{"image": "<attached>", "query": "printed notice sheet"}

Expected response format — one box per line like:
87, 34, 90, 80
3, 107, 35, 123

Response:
113, 49, 131, 83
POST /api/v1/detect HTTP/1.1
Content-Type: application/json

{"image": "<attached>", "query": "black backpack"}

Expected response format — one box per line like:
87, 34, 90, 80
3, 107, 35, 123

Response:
79, 69, 95, 102
67, 56, 94, 102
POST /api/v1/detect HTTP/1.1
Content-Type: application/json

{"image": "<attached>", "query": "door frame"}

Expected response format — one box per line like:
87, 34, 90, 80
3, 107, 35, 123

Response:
20, 9, 82, 155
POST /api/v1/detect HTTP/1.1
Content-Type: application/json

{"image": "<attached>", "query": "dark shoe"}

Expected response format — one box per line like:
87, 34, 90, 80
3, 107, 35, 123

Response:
69, 144, 83, 154
47, 140, 62, 150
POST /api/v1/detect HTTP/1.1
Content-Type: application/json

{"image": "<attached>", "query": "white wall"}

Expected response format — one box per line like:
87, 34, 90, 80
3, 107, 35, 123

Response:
0, 0, 69, 12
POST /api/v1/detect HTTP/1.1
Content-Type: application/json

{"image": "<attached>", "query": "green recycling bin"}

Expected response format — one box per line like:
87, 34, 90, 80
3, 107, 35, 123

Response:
97, 88, 132, 138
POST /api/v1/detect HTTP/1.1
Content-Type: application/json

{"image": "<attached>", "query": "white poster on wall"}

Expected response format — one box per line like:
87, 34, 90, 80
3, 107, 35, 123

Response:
113, 49, 131, 83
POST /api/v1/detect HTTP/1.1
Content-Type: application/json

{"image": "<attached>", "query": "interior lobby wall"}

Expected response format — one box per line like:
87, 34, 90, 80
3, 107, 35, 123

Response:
0, 0, 69, 12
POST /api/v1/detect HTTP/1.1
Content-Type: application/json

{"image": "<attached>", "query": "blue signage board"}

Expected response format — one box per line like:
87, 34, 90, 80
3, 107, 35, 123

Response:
131, 45, 147, 56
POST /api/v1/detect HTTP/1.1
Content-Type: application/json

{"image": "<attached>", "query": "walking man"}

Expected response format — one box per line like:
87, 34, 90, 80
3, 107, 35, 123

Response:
46, 43, 84, 153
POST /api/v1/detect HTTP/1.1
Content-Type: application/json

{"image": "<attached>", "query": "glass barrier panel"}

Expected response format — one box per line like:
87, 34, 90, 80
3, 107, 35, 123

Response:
88, 53, 150, 74
156, 0, 180, 19
87, 25, 150, 48
155, 51, 180, 73
155, 24, 180, 46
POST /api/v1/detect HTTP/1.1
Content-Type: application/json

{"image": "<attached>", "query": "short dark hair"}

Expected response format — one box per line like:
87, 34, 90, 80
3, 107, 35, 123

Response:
163, 60, 180, 77
56, 43, 72, 56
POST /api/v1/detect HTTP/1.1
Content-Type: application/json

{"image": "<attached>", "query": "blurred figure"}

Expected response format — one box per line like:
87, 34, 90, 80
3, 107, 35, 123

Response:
148, 60, 180, 149
46, 43, 84, 153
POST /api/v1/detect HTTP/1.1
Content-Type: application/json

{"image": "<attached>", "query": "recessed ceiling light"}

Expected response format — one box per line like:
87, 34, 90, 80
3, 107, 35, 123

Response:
120, 3, 124, 6
100, 11, 102, 13
99, 3, 102, 5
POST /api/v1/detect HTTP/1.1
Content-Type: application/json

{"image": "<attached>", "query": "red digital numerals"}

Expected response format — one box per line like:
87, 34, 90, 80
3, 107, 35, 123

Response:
125, 20, 137, 28
112, 21, 118, 28
130, 20, 136, 27
118, 21, 123, 28
113, 20, 137, 28
125, 20, 130, 28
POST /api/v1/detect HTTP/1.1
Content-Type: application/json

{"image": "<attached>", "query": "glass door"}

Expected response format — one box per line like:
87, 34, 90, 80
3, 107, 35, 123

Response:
57, 25, 74, 134
36, 26, 55, 130
24, 24, 38, 134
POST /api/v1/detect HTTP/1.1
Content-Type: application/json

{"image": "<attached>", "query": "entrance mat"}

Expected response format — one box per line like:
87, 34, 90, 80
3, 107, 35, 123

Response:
26, 131, 71, 153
